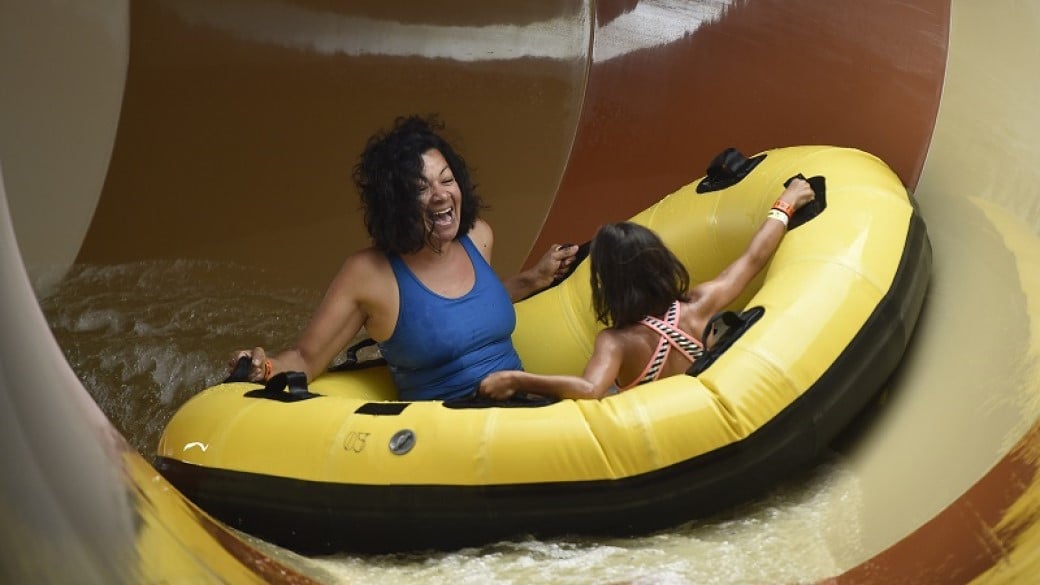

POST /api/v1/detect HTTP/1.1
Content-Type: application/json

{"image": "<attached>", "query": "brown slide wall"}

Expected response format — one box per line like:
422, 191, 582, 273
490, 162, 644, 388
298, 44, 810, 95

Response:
528, 0, 946, 265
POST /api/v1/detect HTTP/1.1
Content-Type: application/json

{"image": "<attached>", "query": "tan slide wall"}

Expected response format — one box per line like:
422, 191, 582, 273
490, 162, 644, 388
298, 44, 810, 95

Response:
0, 0, 128, 292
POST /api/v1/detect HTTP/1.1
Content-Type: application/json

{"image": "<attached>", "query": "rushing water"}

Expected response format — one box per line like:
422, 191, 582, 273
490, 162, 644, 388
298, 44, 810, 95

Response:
41, 260, 866, 584
41, 260, 325, 456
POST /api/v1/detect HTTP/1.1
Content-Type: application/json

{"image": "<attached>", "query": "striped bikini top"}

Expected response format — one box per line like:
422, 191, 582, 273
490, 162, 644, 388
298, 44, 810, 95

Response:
618, 300, 705, 391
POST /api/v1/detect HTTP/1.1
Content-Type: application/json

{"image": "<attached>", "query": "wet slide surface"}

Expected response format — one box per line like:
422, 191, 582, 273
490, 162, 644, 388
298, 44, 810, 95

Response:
4, 0, 1040, 582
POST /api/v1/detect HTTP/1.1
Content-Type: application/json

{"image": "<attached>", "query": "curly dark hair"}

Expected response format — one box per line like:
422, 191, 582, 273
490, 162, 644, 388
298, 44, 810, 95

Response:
590, 222, 690, 328
352, 115, 485, 254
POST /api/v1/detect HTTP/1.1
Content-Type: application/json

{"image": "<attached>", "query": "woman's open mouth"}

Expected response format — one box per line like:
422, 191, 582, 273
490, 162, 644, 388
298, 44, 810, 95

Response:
430, 207, 455, 227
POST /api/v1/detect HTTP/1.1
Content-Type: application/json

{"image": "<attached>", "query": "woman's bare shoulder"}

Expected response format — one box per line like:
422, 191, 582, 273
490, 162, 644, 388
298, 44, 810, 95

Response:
330, 247, 392, 291
467, 219, 494, 260
341, 245, 388, 268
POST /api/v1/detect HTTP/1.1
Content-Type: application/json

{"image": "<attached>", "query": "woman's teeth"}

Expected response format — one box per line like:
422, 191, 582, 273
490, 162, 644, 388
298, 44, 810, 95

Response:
432, 208, 453, 225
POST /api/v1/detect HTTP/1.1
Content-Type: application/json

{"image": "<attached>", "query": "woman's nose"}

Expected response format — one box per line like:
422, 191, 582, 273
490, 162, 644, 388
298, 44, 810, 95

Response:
430, 184, 449, 201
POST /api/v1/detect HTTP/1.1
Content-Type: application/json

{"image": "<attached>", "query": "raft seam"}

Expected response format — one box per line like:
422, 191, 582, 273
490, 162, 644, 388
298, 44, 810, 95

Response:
700, 343, 802, 441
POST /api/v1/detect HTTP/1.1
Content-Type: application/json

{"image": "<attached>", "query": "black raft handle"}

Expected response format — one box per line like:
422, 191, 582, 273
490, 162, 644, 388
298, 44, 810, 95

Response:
244, 370, 321, 402
696, 147, 767, 194
784, 173, 827, 230
328, 337, 387, 372
225, 356, 321, 402
687, 306, 765, 376
521, 242, 591, 300
225, 355, 254, 383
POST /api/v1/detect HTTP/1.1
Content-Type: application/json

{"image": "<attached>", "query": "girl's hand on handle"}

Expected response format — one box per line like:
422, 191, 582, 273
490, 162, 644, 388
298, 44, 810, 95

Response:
479, 371, 518, 401
229, 347, 270, 382
778, 177, 815, 212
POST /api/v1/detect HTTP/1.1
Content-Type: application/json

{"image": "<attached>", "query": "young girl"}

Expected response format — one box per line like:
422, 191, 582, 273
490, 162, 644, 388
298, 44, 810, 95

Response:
478, 178, 816, 400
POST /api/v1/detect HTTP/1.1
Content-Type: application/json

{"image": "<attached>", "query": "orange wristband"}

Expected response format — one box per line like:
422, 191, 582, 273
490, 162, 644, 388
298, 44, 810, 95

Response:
772, 199, 795, 218
262, 359, 273, 381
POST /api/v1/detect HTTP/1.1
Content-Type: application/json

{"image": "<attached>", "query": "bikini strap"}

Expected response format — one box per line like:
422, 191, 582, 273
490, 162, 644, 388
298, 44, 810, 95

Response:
621, 301, 704, 389
640, 304, 705, 363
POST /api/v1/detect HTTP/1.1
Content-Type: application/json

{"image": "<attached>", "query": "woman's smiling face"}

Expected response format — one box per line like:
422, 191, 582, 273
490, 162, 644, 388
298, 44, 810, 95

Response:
418, 148, 462, 250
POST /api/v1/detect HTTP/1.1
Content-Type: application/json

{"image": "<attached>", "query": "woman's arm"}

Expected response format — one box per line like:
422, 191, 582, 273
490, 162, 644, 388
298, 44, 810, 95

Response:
468, 219, 579, 302
501, 243, 580, 302
689, 178, 815, 319
230, 251, 382, 382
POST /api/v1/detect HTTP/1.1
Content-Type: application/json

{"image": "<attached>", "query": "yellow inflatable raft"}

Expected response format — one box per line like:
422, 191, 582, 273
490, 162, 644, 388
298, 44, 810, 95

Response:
155, 145, 931, 553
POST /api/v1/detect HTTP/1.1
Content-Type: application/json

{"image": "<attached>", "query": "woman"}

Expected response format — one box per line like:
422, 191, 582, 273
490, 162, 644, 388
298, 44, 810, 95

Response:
478, 178, 815, 400
232, 115, 578, 401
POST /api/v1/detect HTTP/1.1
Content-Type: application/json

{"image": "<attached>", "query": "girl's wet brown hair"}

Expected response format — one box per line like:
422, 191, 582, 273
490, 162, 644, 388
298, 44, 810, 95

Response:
590, 222, 690, 328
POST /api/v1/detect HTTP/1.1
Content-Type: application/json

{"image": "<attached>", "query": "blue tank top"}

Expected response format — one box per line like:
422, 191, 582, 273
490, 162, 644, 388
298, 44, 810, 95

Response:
378, 235, 523, 401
